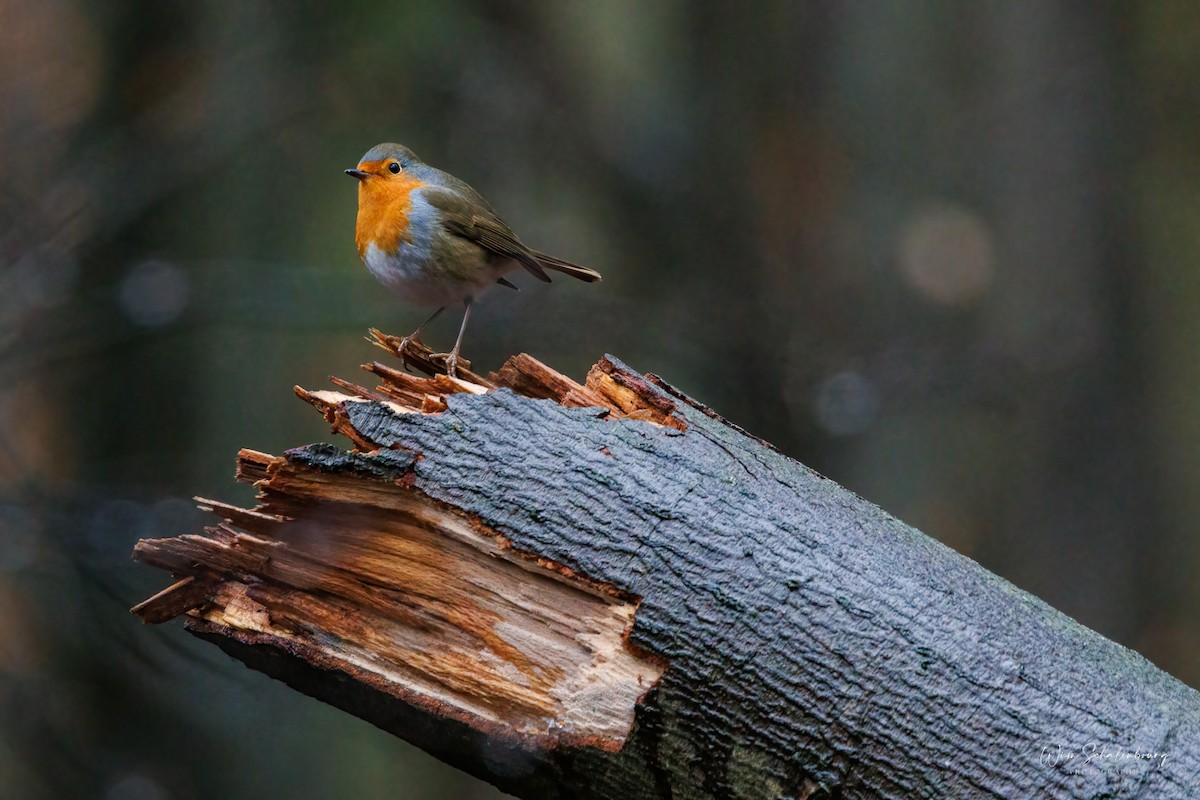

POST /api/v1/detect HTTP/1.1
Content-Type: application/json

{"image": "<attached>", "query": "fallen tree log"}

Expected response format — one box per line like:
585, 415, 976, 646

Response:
132, 330, 1200, 799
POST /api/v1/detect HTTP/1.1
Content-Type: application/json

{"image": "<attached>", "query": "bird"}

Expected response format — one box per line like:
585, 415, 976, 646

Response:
345, 143, 601, 377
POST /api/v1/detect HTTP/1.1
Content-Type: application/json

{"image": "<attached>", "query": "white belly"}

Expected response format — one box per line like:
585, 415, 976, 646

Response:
361, 193, 512, 308
363, 241, 481, 307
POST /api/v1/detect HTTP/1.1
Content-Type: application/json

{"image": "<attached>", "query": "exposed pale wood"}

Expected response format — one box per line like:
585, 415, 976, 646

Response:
361, 361, 448, 408
193, 496, 286, 528
136, 471, 663, 748
233, 448, 274, 483
327, 375, 389, 403
488, 352, 612, 409
583, 357, 688, 431
130, 574, 222, 624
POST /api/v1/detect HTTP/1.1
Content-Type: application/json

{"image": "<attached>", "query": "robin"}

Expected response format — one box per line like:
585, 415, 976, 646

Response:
345, 143, 601, 377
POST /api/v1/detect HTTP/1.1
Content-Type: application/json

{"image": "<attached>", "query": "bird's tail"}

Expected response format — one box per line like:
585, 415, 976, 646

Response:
532, 250, 602, 283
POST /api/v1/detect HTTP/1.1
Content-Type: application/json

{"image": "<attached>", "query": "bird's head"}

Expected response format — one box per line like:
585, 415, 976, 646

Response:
345, 143, 421, 183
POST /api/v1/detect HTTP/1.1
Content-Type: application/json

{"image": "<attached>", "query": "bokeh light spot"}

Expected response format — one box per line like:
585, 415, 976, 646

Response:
898, 203, 995, 306
118, 260, 190, 327
105, 773, 169, 800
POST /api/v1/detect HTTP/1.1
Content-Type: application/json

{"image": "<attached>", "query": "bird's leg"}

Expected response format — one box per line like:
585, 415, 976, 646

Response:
401, 306, 445, 349
398, 306, 445, 369
434, 298, 473, 378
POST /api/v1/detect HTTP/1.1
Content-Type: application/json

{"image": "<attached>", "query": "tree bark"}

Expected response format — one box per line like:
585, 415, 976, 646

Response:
132, 331, 1199, 799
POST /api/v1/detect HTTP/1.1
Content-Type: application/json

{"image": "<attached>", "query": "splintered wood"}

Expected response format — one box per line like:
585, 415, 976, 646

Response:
352, 328, 687, 430
131, 342, 677, 751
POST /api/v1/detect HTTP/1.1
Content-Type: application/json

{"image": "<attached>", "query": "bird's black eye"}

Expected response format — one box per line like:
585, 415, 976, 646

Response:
388, 162, 401, 174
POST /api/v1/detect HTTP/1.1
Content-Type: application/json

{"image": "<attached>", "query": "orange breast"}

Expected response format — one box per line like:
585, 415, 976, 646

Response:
354, 164, 426, 259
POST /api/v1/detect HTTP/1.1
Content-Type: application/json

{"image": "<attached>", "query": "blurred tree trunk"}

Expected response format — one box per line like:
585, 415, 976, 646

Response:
981, 1, 1150, 645
1133, 2, 1200, 682
792, 3, 1155, 661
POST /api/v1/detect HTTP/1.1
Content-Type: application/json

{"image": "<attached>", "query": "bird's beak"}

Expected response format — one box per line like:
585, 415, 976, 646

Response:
344, 168, 369, 180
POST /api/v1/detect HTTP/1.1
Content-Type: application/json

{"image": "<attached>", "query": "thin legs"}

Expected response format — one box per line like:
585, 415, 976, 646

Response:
398, 299, 473, 378
400, 306, 445, 350
441, 298, 473, 378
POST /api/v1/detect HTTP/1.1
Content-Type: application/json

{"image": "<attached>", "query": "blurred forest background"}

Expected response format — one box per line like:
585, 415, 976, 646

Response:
3, 1, 1199, 798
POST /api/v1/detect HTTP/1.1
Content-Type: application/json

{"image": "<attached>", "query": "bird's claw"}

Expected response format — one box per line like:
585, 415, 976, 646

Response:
430, 350, 463, 379
397, 334, 421, 372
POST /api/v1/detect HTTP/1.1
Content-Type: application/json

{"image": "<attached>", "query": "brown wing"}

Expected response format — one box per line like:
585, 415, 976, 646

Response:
422, 187, 550, 282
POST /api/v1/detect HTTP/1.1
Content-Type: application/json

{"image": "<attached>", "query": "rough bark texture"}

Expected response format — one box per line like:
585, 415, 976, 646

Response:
132, 334, 1200, 799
